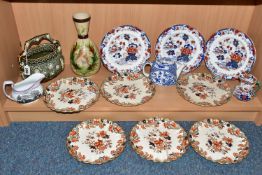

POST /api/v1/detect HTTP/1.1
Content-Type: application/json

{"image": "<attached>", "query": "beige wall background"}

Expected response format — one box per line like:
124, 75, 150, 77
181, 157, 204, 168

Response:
12, 3, 254, 64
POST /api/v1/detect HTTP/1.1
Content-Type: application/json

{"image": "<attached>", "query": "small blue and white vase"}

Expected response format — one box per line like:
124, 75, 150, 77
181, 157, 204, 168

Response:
142, 59, 184, 86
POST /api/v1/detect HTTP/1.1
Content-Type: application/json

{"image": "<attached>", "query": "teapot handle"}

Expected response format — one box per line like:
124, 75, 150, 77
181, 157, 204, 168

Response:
3, 81, 16, 101
142, 61, 152, 77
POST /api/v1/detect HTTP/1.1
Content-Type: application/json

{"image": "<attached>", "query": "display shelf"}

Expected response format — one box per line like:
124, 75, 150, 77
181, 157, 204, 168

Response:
0, 1, 262, 126
3, 65, 262, 114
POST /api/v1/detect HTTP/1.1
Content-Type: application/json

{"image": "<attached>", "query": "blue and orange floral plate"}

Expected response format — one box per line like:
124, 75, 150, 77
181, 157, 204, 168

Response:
44, 77, 100, 113
66, 119, 126, 164
100, 25, 151, 74
130, 117, 189, 162
155, 24, 205, 74
189, 118, 249, 164
205, 28, 256, 80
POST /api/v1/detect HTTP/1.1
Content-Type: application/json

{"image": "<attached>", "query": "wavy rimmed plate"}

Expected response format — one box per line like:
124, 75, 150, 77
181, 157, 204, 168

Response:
176, 73, 232, 107
189, 118, 249, 164
205, 28, 256, 80
100, 25, 151, 74
155, 24, 205, 73
100, 73, 155, 106
66, 119, 126, 164
130, 117, 188, 162
44, 77, 99, 113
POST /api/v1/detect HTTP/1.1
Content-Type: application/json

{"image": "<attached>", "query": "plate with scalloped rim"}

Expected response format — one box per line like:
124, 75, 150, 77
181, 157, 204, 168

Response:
66, 119, 126, 164
100, 25, 151, 74
44, 77, 99, 113
155, 24, 205, 73
189, 118, 249, 164
176, 73, 232, 107
205, 28, 256, 80
100, 73, 155, 106
130, 117, 189, 162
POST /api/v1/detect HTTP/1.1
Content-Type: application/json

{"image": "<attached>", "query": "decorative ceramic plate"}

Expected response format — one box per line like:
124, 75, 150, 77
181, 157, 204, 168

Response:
205, 28, 256, 80
176, 73, 232, 107
100, 25, 151, 74
130, 117, 188, 162
189, 118, 249, 164
66, 119, 126, 164
44, 77, 99, 113
155, 24, 205, 73
100, 73, 155, 106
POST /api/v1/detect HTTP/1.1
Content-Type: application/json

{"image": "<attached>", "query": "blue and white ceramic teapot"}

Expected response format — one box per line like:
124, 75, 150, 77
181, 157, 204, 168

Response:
142, 58, 185, 86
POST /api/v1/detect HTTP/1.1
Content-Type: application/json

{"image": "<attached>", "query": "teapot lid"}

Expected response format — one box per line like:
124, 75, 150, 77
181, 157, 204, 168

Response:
158, 57, 176, 65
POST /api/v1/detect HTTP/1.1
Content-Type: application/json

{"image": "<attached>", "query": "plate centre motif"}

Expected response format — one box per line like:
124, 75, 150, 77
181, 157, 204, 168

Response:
145, 128, 172, 153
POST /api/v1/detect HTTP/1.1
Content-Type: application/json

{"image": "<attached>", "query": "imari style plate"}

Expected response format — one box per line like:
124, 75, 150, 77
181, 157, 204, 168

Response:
44, 77, 99, 113
100, 25, 151, 74
130, 117, 189, 162
155, 24, 205, 73
100, 73, 155, 106
189, 118, 249, 164
205, 28, 256, 80
66, 119, 126, 164
176, 73, 232, 107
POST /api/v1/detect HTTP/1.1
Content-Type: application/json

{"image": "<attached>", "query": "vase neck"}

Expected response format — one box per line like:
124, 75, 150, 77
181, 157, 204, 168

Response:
72, 13, 91, 40
77, 34, 89, 39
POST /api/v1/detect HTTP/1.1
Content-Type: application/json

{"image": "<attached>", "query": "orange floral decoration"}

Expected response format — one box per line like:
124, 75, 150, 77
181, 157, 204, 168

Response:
181, 47, 192, 55
127, 47, 138, 54
230, 53, 242, 62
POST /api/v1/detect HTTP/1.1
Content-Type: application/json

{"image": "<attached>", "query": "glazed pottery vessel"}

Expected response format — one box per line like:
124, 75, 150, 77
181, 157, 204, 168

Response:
142, 58, 185, 86
19, 34, 64, 82
3, 73, 45, 103
233, 73, 261, 101
130, 117, 188, 162
70, 12, 100, 76
189, 118, 249, 164
66, 119, 126, 164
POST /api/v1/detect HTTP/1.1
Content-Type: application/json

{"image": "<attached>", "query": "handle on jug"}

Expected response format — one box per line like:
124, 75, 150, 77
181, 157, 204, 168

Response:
142, 61, 153, 77
3, 81, 16, 101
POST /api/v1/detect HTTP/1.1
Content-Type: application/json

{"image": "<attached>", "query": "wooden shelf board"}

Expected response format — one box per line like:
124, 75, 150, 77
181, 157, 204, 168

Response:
4, 64, 262, 113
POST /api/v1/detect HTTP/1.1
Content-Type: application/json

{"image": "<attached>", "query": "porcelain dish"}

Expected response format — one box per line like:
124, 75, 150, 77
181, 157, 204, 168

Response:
189, 118, 249, 164
100, 25, 151, 74
155, 24, 205, 74
66, 119, 126, 164
100, 73, 155, 106
44, 77, 99, 113
205, 28, 256, 80
130, 117, 188, 162
176, 73, 232, 107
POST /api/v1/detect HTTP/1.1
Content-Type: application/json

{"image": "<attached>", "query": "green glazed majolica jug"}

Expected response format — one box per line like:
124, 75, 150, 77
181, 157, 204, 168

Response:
70, 12, 100, 76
